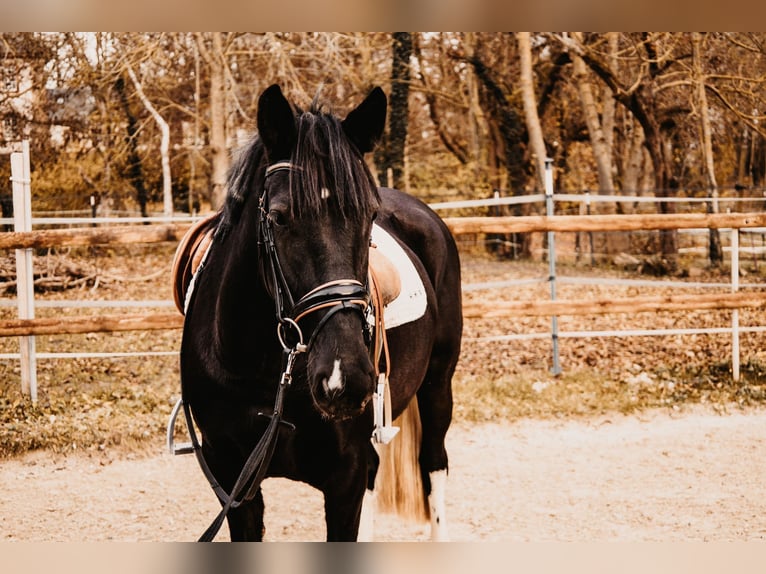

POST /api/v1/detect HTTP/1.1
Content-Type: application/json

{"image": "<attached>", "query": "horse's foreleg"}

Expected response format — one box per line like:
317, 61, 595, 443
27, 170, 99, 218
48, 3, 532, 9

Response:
199, 437, 267, 541
356, 488, 377, 542
356, 442, 380, 541
226, 488, 266, 541
322, 458, 368, 541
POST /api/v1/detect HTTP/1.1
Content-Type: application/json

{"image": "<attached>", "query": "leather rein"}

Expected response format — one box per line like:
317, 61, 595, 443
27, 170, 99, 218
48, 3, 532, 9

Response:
182, 161, 373, 541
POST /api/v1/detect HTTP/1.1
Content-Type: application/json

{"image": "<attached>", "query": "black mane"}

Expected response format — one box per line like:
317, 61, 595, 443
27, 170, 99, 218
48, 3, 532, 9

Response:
290, 103, 380, 223
215, 135, 266, 240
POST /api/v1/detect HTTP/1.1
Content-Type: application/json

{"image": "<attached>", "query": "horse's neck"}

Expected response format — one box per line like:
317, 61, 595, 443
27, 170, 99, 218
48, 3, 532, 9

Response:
211, 235, 280, 376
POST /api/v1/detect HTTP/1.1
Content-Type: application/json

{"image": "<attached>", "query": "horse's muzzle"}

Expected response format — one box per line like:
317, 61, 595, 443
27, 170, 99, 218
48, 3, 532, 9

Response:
311, 353, 375, 421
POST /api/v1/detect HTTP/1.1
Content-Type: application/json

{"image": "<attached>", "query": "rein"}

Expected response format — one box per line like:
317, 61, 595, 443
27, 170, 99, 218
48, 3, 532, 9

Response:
176, 160, 374, 541
182, 348, 297, 542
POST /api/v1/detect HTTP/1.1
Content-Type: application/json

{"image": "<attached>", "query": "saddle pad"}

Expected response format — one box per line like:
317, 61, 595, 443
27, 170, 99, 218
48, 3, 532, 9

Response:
371, 224, 427, 330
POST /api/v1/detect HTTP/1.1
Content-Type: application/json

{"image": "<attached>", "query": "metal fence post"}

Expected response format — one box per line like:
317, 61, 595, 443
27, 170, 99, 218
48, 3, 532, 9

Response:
545, 158, 561, 375
731, 227, 740, 383
11, 141, 37, 402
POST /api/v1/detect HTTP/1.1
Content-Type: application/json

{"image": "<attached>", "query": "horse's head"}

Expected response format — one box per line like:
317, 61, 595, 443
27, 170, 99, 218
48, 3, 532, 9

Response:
256, 84, 386, 421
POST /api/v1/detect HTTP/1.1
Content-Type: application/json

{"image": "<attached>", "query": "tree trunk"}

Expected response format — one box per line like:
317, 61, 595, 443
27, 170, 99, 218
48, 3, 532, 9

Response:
601, 33, 618, 161
465, 33, 489, 174
387, 32, 412, 191
693, 32, 723, 266
196, 33, 229, 210
113, 75, 148, 219
572, 41, 614, 198
571, 33, 620, 260
640, 120, 677, 259
412, 34, 469, 166
564, 33, 679, 263
469, 47, 530, 258
517, 32, 547, 192
621, 118, 645, 200
126, 65, 173, 218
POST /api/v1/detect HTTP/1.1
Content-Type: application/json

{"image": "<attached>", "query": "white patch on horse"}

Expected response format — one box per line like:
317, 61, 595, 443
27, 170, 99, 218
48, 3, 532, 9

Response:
357, 488, 376, 541
324, 359, 344, 393
320, 187, 331, 200
428, 469, 449, 541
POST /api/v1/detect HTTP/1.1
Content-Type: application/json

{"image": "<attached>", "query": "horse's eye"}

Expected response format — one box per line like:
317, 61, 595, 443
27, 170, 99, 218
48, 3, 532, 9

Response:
268, 209, 288, 227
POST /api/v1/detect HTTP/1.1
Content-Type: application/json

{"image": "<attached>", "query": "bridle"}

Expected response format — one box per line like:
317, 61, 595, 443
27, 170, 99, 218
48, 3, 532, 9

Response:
181, 160, 375, 541
258, 161, 373, 354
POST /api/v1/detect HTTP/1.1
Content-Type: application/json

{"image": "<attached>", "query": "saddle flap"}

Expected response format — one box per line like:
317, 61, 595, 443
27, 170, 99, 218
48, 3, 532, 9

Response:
368, 244, 401, 308
172, 212, 220, 314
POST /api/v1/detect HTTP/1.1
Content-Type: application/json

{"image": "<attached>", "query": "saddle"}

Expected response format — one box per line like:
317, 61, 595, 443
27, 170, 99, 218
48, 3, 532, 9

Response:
171, 212, 220, 314
171, 214, 402, 317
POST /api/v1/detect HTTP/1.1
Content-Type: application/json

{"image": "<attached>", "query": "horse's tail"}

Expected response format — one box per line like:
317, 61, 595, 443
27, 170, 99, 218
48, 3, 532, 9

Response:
374, 395, 429, 523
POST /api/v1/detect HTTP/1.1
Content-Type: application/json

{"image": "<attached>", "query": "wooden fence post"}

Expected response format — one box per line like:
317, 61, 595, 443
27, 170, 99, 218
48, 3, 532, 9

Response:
11, 141, 37, 403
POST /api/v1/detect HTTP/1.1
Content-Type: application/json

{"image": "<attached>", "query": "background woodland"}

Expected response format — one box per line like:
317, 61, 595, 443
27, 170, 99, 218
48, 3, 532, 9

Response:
2, 32, 766, 262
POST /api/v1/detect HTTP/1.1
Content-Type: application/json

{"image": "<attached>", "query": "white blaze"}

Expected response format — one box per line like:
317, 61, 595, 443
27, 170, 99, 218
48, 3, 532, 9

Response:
324, 359, 344, 392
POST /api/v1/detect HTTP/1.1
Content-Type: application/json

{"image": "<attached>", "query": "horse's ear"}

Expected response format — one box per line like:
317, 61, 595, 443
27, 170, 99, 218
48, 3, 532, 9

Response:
342, 87, 387, 154
257, 84, 296, 161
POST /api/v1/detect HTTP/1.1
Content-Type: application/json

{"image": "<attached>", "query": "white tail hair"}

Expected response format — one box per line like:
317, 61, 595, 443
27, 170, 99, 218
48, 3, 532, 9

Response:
373, 396, 429, 523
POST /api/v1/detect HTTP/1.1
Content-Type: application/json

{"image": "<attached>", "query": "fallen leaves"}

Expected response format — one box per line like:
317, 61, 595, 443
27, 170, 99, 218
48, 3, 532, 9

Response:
1, 245, 766, 457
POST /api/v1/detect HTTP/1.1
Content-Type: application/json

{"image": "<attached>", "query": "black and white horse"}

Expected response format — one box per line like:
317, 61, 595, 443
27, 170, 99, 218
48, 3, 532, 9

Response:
176, 84, 462, 541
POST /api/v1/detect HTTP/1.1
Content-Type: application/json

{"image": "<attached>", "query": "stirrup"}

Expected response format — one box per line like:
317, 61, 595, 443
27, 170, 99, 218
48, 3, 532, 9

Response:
372, 374, 399, 445
167, 397, 194, 455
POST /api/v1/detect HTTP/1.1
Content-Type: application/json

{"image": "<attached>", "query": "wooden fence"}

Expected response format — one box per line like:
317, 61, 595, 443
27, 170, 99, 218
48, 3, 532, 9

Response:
2, 212, 765, 336
2, 211, 764, 399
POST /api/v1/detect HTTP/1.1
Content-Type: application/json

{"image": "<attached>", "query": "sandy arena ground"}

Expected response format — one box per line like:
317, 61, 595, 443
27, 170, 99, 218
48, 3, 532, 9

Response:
2, 405, 765, 542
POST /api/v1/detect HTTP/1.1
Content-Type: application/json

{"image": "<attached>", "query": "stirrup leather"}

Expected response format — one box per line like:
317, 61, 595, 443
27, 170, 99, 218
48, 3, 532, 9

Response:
372, 373, 399, 445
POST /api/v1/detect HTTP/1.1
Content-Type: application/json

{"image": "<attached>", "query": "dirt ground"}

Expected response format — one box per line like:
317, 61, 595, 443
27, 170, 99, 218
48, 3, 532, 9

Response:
2, 404, 765, 542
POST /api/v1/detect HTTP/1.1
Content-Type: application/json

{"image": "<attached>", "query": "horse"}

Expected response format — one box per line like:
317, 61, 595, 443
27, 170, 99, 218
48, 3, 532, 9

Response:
174, 84, 462, 541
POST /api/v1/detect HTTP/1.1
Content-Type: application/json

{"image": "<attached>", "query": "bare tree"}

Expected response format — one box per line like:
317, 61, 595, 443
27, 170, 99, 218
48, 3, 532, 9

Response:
113, 74, 148, 218
692, 32, 723, 265
412, 34, 470, 167
126, 64, 172, 217
517, 32, 548, 192
570, 32, 615, 198
195, 33, 229, 210
555, 33, 689, 262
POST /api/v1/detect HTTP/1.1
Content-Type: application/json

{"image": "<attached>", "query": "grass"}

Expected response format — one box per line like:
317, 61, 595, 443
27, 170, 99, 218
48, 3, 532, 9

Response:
3, 337, 766, 458
0, 354, 180, 457
453, 360, 766, 424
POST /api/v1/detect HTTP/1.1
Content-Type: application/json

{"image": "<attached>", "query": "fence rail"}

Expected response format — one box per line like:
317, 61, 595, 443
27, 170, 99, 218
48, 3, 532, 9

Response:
3, 183, 766, 397
443, 212, 766, 235
1, 211, 763, 333
0, 312, 183, 337
3, 212, 766, 252
0, 223, 192, 250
